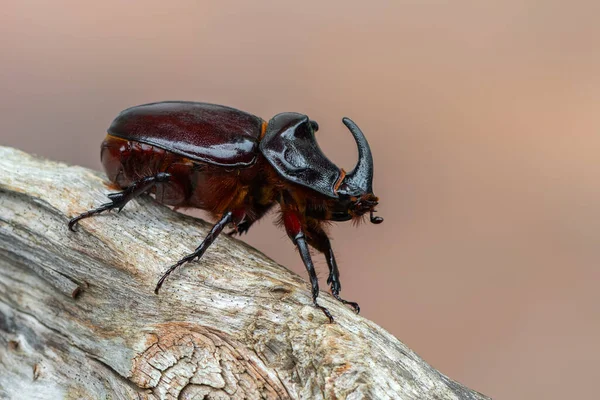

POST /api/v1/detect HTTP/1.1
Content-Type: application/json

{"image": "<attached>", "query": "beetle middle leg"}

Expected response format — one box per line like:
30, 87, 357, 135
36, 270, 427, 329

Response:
306, 223, 360, 314
68, 172, 171, 231
154, 210, 244, 293
227, 202, 275, 236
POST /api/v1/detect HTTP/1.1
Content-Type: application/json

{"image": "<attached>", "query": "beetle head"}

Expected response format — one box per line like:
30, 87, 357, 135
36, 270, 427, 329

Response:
260, 113, 383, 224
336, 118, 383, 224
328, 193, 382, 224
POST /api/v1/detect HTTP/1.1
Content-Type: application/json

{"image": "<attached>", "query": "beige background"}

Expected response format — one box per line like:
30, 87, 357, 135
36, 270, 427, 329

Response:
2, 1, 599, 398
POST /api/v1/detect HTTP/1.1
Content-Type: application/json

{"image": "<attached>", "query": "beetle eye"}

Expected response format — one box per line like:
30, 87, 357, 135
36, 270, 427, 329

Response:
310, 120, 319, 132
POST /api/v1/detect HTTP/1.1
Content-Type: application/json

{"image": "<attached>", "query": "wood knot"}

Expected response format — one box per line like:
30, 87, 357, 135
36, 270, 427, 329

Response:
130, 323, 289, 399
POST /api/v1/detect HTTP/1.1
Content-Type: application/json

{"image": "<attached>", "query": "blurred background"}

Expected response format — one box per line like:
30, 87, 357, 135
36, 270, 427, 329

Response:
2, 1, 599, 398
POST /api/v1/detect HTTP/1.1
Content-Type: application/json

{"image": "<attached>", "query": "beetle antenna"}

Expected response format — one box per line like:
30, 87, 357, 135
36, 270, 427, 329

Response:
370, 209, 383, 224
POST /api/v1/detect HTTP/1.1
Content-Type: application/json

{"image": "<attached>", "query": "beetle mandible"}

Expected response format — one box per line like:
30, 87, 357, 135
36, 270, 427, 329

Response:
69, 101, 383, 322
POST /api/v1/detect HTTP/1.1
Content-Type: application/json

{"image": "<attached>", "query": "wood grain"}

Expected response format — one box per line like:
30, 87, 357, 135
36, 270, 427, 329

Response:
0, 146, 490, 399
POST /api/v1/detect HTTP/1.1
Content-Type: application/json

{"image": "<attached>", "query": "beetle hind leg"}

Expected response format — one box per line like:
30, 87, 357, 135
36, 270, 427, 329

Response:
68, 172, 171, 231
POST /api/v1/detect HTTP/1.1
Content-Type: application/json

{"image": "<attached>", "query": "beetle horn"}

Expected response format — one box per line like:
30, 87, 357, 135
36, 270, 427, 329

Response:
341, 117, 374, 194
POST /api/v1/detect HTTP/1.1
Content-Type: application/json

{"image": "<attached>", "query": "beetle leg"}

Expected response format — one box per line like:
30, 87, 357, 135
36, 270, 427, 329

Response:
227, 202, 275, 236
155, 210, 236, 293
227, 219, 253, 236
68, 172, 171, 231
306, 225, 360, 314
283, 211, 334, 323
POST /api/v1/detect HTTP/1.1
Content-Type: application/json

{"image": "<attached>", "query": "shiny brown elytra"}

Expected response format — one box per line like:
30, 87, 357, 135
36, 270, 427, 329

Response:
69, 101, 383, 322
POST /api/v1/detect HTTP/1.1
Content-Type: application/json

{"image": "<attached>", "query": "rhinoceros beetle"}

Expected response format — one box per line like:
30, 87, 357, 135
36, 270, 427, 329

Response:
69, 101, 383, 322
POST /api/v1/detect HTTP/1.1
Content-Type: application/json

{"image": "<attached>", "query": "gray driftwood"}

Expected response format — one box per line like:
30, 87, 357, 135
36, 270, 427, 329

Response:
0, 146, 489, 399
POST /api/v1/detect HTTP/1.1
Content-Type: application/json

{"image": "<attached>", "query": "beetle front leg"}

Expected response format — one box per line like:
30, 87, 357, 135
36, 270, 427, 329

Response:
283, 211, 334, 323
68, 172, 171, 231
306, 224, 360, 313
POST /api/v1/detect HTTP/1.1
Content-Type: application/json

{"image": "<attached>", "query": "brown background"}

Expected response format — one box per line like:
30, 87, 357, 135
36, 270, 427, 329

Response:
2, 1, 599, 398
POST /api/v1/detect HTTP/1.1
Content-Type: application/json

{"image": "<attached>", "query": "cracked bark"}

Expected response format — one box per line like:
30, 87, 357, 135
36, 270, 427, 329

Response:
0, 146, 490, 400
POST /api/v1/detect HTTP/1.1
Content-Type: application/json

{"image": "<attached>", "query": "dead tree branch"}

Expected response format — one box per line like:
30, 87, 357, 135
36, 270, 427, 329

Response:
0, 146, 489, 399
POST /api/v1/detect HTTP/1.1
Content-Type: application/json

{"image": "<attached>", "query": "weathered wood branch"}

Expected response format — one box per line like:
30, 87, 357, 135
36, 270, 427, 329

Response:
0, 146, 489, 399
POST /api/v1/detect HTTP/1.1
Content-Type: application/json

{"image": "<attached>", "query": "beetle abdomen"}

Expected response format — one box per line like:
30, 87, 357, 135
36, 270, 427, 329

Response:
101, 135, 196, 206
101, 134, 269, 215
108, 101, 265, 167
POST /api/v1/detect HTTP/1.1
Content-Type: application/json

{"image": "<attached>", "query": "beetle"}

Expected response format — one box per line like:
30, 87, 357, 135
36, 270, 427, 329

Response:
69, 101, 383, 322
